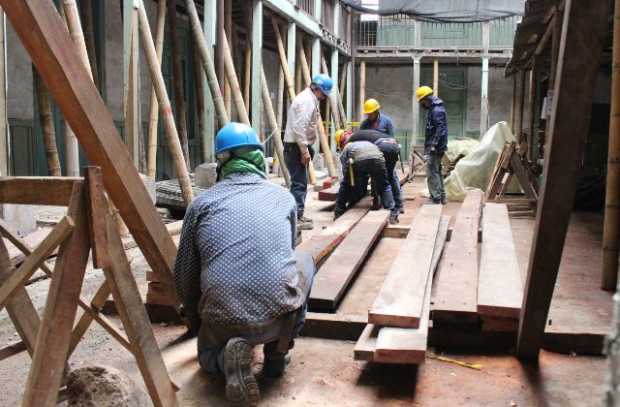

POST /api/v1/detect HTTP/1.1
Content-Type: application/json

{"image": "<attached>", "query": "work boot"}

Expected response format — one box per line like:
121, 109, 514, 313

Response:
389, 211, 399, 225
263, 354, 291, 378
224, 338, 259, 407
371, 196, 381, 210
297, 215, 314, 231
397, 206, 405, 214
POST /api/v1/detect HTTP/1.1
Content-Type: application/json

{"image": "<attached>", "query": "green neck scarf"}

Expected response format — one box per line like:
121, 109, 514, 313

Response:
219, 149, 267, 179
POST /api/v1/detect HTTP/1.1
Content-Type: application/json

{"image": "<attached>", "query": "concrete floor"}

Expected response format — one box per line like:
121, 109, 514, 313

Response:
0, 177, 611, 406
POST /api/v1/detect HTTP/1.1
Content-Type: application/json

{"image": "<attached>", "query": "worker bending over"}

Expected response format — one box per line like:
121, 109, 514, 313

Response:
339, 128, 403, 214
359, 99, 403, 213
174, 123, 316, 407
360, 98, 395, 136
334, 134, 398, 224
283, 73, 334, 231
416, 86, 448, 204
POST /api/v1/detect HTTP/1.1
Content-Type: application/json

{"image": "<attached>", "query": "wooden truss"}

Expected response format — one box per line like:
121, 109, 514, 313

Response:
0, 171, 178, 407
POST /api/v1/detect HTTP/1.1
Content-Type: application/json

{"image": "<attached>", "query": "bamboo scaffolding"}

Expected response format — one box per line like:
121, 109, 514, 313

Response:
296, 37, 337, 177
603, 0, 620, 290
338, 63, 347, 126
137, 3, 193, 204
185, 0, 229, 125
224, 0, 232, 116
79, 0, 99, 91
261, 68, 291, 187
359, 61, 366, 122
146, 0, 166, 179
195, 47, 206, 160
222, 31, 251, 125
243, 9, 252, 113
34, 70, 61, 176
169, 0, 191, 169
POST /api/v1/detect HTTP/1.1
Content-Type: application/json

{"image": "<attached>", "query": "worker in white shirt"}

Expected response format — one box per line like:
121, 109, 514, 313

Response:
283, 74, 333, 230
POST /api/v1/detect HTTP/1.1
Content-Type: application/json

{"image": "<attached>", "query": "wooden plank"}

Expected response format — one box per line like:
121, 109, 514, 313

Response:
353, 324, 379, 361
318, 184, 339, 201
22, 183, 91, 407
510, 153, 538, 201
478, 203, 523, 319
308, 210, 389, 312
382, 224, 410, 239
0, 177, 81, 205
296, 198, 371, 266
85, 166, 109, 269
0, 216, 74, 310
0, 0, 179, 305
103, 213, 178, 407
432, 190, 483, 321
369, 205, 442, 328
517, 0, 610, 359
374, 262, 433, 365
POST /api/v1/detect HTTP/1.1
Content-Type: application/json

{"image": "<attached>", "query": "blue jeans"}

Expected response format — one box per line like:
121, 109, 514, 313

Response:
387, 162, 403, 210
284, 143, 314, 219
197, 251, 316, 374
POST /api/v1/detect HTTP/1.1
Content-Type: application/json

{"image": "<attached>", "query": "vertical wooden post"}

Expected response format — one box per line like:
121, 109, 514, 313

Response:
124, 5, 140, 168
480, 57, 489, 136
359, 61, 366, 122
243, 8, 252, 113
80, 0, 99, 91
34, 70, 61, 176
137, 3, 193, 204
201, 0, 219, 162
603, 0, 620, 291
527, 61, 538, 160
433, 59, 439, 96
223, 0, 232, 117
0, 9, 6, 176
222, 32, 251, 125
410, 56, 421, 176
146, 0, 166, 178
250, 0, 263, 132
510, 74, 517, 134
346, 60, 353, 124
169, 0, 191, 169
287, 21, 297, 100
517, 69, 526, 144
516, 0, 609, 359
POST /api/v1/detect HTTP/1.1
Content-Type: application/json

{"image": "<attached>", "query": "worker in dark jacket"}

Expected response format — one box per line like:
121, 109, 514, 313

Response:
337, 129, 403, 213
334, 136, 398, 224
416, 86, 448, 204
360, 98, 395, 137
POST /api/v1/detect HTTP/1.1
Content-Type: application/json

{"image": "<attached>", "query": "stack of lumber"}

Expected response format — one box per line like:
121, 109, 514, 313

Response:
318, 171, 410, 202
354, 205, 450, 364
156, 178, 208, 210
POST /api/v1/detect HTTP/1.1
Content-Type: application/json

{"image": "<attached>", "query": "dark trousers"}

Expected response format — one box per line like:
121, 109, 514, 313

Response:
335, 158, 394, 216
385, 159, 403, 210
284, 143, 314, 218
426, 152, 445, 202
197, 251, 316, 375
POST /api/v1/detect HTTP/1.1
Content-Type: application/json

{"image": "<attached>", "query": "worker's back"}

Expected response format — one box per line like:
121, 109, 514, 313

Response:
176, 173, 303, 328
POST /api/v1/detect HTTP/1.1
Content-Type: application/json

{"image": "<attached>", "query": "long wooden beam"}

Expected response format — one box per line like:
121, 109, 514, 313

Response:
0, 0, 179, 302
516, 0, 610, 359
0, 177, 82, 205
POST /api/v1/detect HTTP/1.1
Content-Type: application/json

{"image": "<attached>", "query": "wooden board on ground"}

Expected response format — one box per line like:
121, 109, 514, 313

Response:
432, 190, 482, 323
318, 184, 339, 201
369, 205, 442, 328
308, 210, 389, 312
296, 198, 371, 266
478, 203, 523, 319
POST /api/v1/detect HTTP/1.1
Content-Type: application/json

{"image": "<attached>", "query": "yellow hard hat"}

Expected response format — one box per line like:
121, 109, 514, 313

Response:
363, 98, 381, 115
335, 129, 346, 147
415, 86, 433, 102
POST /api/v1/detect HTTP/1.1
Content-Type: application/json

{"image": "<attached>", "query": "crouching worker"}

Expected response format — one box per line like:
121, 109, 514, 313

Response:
334, 133, 398, 224
174, 122, 316, 407
343, 129, 403, 214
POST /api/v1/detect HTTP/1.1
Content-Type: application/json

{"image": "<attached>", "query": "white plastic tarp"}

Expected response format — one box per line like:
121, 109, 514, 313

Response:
443, 121, 516, 201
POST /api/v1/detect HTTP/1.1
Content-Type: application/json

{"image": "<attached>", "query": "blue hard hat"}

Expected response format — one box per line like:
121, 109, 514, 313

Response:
312, 74, 333, 96
215, 122, 263, 155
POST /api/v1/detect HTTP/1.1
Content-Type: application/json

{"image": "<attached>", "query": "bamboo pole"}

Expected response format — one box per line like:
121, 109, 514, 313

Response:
137, 3, 193, 204
510, 74, 517, 134
216, 0, 225, 112
359, 61, 366, 122
169, 0, 191, 169
261, 68, 291, 187
272, 17, 296, 101
34, 69, 61, 176
433, 59, 439, 97
60, 2, 83, 176
297, 38, 337, 177
276, 67, 285, 128
146, 0, 166, 178
0, 9, 6, 177
185, 0, 229, 125
195, 47, 206, 160
295, 50, 302, 94
243, 8, 251, 112
222, 32, 251, 125
320, 55, 341, 130
603, 0, 620, 290
338, 63, 347, 126
224, 0, 232, 117
125, 10, 140, 168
